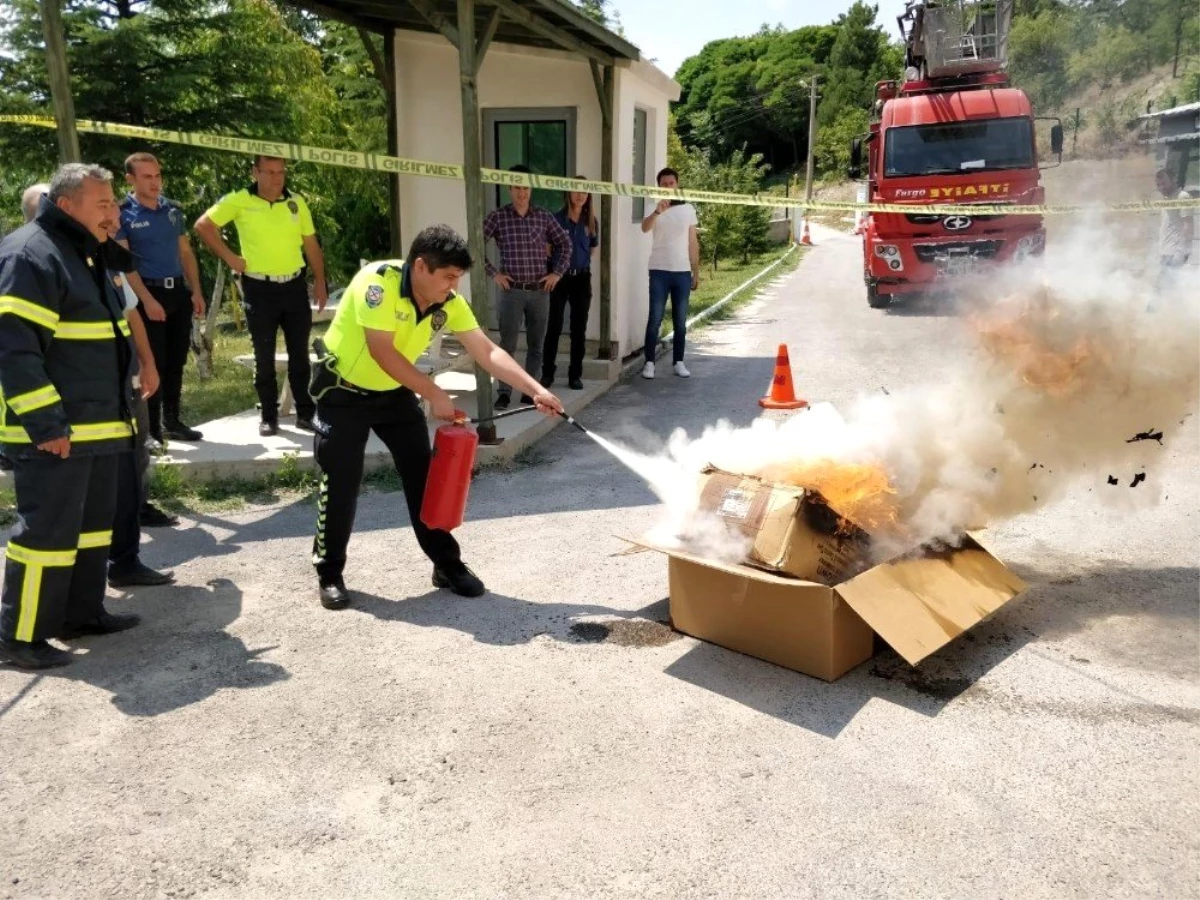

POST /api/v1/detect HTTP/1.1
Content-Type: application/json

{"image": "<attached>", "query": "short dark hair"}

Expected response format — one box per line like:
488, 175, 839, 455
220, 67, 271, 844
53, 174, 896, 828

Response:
656, 167, 679, 185
253, 155, 285, 168
124, 152, 159, 175
510, 164, 531, 175
408, 224, 472, 271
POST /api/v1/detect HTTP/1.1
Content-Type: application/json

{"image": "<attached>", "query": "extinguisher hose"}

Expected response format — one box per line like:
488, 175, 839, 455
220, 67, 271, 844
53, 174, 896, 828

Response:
467, 405, 590, 434
467, 405, 540, 425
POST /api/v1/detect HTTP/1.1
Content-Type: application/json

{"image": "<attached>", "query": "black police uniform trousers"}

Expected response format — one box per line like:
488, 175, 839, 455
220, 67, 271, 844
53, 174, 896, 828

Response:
109, 390, 152, 576
241, 275, 315, 423
1, 453, 119, 643
138, 282, 193, 436
312, 385, 461, 583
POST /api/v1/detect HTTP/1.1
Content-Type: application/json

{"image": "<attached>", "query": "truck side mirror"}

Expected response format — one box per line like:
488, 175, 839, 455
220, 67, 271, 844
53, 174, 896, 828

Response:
848, 137, 863, 180
1050, 123, 1064, 155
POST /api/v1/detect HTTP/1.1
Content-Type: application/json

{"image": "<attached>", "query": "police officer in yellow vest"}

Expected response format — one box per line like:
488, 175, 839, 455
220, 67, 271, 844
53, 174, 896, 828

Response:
0, 164, 142, 669
195, 155, 327, 437
311, 225, 563, 609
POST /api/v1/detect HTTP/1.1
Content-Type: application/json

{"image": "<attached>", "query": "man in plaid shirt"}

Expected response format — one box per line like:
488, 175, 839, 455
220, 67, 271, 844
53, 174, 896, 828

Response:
483, 165, 571, 408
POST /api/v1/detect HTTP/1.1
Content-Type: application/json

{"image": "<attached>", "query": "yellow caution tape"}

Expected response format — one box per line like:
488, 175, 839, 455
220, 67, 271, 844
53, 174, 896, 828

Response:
3, 114, 1198, 217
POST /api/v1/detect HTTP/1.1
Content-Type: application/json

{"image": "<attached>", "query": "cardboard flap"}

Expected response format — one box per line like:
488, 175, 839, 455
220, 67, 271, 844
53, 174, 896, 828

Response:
834, 537, 1027, 665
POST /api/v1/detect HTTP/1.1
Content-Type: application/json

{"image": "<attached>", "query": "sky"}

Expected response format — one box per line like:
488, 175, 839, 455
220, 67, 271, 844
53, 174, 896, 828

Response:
609, 0, 911, 76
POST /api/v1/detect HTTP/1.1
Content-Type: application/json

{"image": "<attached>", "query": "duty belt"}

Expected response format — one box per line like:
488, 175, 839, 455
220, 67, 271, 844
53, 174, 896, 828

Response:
243, 270, 303, 283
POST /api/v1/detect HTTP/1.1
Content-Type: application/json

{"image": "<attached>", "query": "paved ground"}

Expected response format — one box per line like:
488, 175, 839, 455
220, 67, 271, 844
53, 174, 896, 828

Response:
1, 223, 1196, 899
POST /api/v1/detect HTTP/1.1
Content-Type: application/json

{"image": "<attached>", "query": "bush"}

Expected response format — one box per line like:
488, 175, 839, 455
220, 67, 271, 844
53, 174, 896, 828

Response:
673, 143, 772, 270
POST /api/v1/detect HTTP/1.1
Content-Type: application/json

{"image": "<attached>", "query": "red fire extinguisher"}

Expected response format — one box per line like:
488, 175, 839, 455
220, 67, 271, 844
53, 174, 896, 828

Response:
420, 411, 479, 531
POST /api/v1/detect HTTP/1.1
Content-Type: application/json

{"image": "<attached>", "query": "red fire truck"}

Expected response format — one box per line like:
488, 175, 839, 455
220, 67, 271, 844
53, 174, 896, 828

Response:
849, 0, 1063, 308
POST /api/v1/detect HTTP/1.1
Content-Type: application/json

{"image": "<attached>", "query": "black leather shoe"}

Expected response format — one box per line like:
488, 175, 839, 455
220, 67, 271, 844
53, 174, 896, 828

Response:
494, 394, 511, 410
0, 638, 71, 669
163, 421, 203, 441
540, 374, 554, 388
108, 563, 175, 588
259, 421, 278, 437
568, 378, 584, 390
140, 502, 179, 528
432, 563, 486, 598
59, 611, 141, 639
520, 393, 535, 404
319, 580, 351, 610
294, 418, 317, 433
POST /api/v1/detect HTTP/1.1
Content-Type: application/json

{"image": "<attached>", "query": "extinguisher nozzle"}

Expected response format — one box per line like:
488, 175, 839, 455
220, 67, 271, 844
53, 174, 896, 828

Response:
559, 411, 588, 434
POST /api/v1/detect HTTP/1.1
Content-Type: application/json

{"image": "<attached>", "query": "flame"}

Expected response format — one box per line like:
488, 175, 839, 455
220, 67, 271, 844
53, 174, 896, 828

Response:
972, 288, 1097, 396
781, 459, 901, 534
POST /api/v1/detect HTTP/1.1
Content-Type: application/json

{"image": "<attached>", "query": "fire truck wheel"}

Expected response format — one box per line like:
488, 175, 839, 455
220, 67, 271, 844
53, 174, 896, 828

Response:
866, 282, 891, 309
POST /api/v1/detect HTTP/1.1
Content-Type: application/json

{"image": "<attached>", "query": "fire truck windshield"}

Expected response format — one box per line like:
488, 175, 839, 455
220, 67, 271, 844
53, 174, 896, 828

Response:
884, 117, 1035, 177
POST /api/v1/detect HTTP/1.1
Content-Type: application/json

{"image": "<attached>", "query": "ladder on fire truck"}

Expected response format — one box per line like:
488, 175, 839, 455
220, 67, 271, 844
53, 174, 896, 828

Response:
898, 0, 1014, 81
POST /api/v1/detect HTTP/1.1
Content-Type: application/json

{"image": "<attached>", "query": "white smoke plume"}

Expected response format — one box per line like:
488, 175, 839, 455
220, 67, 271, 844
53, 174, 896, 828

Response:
602, 221, 1200, 562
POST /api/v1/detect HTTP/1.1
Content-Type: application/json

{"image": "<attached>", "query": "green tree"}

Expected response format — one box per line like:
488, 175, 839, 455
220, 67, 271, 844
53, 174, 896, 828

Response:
670, 136, 771, 269
572, 0, 622, 34
1008, 10, 1072, 109
0, 0, 393, 283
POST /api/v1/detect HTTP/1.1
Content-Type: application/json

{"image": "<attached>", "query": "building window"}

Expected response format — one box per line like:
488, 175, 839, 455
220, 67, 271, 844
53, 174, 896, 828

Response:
632, 107, 648, 222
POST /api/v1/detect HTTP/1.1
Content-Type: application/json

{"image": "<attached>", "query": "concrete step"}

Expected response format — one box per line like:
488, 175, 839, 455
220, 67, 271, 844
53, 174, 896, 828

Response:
146, 366, 617, 483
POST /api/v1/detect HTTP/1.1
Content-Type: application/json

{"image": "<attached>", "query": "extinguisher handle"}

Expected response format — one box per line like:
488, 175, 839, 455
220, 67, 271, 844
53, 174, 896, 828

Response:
452, 408, 470, 425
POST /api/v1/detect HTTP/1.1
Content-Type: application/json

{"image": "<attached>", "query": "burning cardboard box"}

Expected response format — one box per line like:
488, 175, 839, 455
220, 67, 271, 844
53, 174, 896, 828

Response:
642, 467, 1027, 682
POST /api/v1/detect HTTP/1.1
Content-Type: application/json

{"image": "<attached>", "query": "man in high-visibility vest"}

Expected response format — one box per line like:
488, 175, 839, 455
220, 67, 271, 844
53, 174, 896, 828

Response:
0, 164, 142, 669
310, 224, 563, 610
195, 155, 327, 437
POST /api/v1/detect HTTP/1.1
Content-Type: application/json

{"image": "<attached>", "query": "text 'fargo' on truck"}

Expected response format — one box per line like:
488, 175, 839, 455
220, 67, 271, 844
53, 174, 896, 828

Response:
848, 0, 1064, 308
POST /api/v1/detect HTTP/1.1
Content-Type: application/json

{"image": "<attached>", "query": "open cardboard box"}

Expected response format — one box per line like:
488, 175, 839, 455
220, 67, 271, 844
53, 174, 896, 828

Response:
632, 470, 1027, 682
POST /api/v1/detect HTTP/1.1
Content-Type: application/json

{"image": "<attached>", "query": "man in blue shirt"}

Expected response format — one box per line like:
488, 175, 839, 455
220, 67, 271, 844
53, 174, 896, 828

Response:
116, 152, 206, 446
541, 186, 598, 391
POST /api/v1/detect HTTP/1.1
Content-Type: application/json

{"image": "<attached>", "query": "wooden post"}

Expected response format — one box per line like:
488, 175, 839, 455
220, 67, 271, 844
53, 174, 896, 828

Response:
192, 264, 227, 379
596, 64, 615, 360
803, 75, 819, 211
39, 0, 80, 163
384, 30, 403, 258
456, 0, 497, 443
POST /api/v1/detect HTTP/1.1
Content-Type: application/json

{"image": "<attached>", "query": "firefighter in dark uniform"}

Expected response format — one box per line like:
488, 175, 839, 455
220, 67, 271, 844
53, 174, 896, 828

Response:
311, 224, 564, 609
0, 164, 141, 670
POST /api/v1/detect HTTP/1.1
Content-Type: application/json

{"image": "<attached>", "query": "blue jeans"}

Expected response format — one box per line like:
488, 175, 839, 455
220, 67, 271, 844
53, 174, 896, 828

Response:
645, 270, 692, 364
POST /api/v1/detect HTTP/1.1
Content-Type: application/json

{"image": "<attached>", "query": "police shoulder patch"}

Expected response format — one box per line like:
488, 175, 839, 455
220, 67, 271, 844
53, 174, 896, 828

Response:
365, 284, 385, 308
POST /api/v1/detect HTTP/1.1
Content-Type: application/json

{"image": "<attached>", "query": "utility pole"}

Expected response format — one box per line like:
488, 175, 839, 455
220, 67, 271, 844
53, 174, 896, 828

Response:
39, 0, 81, 163
803, 75, 820, 210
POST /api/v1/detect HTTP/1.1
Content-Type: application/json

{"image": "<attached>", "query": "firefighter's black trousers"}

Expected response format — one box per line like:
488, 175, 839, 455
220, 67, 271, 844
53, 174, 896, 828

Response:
1, 453, 118, 643
312, 385, 461, 583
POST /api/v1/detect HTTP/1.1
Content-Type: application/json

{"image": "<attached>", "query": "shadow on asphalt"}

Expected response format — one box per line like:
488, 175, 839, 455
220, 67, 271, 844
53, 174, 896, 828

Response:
882, 293, 962, 318
350, 588, 669, 648
47, 577, 289, 717
664, 562, 1200, 738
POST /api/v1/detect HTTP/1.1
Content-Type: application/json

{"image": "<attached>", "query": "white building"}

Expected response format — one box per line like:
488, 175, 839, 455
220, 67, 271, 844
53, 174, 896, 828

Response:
296, 0, 680, 371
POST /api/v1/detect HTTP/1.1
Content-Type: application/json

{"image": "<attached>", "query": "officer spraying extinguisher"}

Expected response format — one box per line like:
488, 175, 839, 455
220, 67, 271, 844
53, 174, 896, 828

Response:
308, 225, 563, 611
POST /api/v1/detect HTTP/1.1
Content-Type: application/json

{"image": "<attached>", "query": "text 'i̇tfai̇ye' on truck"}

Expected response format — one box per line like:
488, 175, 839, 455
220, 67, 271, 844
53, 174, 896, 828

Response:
847, 0, 1065, 309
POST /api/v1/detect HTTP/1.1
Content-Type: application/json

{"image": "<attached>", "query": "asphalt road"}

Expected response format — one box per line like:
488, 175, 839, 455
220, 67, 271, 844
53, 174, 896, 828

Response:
1, 225, 1196, 899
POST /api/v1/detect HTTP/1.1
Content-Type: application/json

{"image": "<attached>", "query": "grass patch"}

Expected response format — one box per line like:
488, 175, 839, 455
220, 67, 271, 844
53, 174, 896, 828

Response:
179, 320, 331, 425
145, 452, 406, 516
148, 451, 322, 514
0, 486, 15, 528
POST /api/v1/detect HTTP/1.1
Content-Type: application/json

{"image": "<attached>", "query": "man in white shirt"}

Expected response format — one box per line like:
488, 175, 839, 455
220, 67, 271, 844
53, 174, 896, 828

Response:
640, 167, 699, 379
1156, 167, 1193, 273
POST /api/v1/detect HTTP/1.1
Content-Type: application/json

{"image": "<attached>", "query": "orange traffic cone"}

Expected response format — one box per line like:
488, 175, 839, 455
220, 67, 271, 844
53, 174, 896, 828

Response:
759, 344, 808, 410
799, 216, 814, 246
